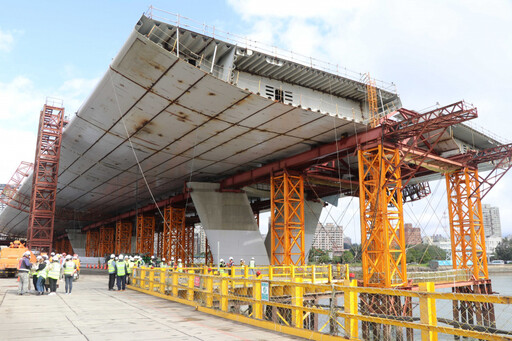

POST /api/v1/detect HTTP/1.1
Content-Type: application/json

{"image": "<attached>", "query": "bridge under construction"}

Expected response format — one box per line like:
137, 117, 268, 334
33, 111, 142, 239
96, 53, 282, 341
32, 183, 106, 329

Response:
1, 7, 512, 340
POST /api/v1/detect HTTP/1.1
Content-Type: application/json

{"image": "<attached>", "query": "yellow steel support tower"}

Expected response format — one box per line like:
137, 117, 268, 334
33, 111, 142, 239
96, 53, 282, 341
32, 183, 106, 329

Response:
163, 206, 185, 261
445, 168, 488, 279
136, 215, 155, 254
115, 221, 132, 255
364, 73, 379, 128
270, 171, 305, 265
358, 145, 407, 287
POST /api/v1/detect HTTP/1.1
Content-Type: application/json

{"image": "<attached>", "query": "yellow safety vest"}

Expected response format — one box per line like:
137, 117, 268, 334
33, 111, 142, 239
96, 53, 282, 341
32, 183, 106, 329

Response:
116, 261, 126, 276
63, 261, 75, 276
47, 262, 61, 280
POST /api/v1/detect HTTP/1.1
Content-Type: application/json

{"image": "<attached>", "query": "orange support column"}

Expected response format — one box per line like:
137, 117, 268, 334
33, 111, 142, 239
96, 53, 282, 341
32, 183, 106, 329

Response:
163, 206, 185, 261
136, 215, 155, 255
358, 145, 407, 287
445, 168, 488, 279
99, 226, 115, 257
86, 230, 100, 256
270, 170, 305, 265
115, 221, 132, 255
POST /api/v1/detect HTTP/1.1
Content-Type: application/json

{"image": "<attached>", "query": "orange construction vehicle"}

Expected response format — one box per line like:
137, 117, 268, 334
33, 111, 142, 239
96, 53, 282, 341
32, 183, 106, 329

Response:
0, 240, 36, 277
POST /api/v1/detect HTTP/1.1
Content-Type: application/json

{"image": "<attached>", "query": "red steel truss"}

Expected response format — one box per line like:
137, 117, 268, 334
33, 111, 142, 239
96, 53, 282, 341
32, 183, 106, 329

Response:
115, 221, 132, 255
27, 104, 65, 252
98, 226, 115, 257
205, 236, 213, 265
136, 215, 155, 255
0, 161, 33, 212
163, 206, 185, 262
85, 230, 100, 256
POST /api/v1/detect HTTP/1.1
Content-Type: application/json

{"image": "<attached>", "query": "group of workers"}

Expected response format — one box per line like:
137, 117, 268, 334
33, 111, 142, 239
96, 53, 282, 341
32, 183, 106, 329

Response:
17, 251, 80, 296
218, 256, 256, 275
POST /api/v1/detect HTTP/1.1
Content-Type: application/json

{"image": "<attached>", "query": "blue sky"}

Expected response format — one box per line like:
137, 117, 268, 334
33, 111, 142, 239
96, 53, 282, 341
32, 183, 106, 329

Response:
1, 1, 512, 241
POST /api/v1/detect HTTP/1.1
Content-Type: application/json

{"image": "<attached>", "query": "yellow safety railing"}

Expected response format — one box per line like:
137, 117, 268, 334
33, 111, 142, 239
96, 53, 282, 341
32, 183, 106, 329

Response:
129, 267, 512, 341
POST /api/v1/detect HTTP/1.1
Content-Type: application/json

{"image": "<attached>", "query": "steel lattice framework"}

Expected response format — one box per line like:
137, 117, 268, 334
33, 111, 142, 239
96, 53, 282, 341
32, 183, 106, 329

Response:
205, 236, 213, 265
54, 236, 74, 255
358, 145, 407, 287
136, 215, 155, 255
85, 230, 100, 256
270, 171, 305, 265
27, 105, 65, 252
180, 225, 194, 265
115, 221, 132, 255
445, 168, 488, 279
0, 161, 33, 212
98, 226, 115, 257
163, 206, 185, 261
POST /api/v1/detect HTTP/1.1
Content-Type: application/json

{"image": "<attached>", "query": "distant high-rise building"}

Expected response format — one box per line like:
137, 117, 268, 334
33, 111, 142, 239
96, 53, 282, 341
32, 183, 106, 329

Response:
194, 225, 207, 254
404, 223, 422, 245
313, 223, 344, 253
482, 204, 502, 238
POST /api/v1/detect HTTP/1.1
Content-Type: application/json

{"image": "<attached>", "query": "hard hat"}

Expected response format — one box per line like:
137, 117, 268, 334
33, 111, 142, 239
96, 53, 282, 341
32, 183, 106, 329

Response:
66, 255, 72, 260
229, 257, 233, 260
240, 258, 244, 261
251, 257, 255, 260
110, 254, 115, 259
115, 257, 119, 260
62, 253, 67, 256
23, 251, 30, 257
220, 258, 224, 263
51, 252, 55, 256
73, 256, 77, 259
43, 255, 49, 260
36, 256, 42, 260
130, 257, 134, 261
178, 259, 182, 262
53, 257, 59, 262
171, 257, 174, 260
151, 255, 155, 259
162, 258, 166, 261
119, 255, 124, 260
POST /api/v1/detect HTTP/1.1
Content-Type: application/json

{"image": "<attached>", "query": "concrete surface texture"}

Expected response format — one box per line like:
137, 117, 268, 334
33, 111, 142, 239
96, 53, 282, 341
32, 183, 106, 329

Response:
0, 272, 304, 341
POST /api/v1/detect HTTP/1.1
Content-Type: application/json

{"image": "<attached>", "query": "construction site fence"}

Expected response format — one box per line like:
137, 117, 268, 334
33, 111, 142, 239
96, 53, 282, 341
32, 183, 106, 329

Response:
128, 266, 512, 341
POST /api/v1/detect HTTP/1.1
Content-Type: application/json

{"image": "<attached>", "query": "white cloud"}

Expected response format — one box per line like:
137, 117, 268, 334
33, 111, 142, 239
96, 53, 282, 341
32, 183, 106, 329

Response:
0, 28, 14, 52
229, 0, 512, 238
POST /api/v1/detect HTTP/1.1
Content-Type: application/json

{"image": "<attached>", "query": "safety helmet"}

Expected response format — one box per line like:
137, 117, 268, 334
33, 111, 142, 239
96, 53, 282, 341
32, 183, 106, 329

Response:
251, 257, 255, 260
73, 256, 77, 259
66, 255, 72, 260
119, 255, 124, 260
178, 259, 182, 262
53, 257, 59, 262
171, 257, 174, 260
240, 258, 244, 261
220, 258, 224, 263
110, 254, 115, 259
36, 256, 42, 260
162, 258, 166, 261
51, 252, 55, 256
23, 251, 30, 257
43, 255, 49, 260
151, 255, 155, 259
115, 257, 119, 260
229, 257, 233, 260
130, 257, 134, 261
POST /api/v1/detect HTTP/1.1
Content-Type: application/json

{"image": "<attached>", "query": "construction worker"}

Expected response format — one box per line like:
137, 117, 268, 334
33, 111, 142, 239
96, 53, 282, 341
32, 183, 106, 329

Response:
115, 255, 127, 291
36, 257, 48, 295
42, 254, 50, 292
107, 254, 116, 291
30, 257, 41, 292
177, 258, 183, 272
125, 256, 133, 285
47, 256, 61, 295
249, 257, 256, 275
169, 257, 175, 270
219, 259, 226, 274
62, 255, 77, 294
160, 258, 167, 268
227, 256, 234, 275
240, 258, 245, 266
17, 251, 32, 295
72, 255, 80, 280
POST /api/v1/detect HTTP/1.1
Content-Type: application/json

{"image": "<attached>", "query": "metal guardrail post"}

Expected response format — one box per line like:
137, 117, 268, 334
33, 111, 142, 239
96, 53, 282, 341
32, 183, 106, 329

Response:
160, 269, 166, 294
312, 265, 316, 284
269, 265, 273, 280
206, 275, 213, 307
172, 271, 178, 296
140, 268, 146, 289
149, 269, 155, 292
419, 282, 438, 341
187, 270, 195, 301
252, 279, 263, 319
291, 277, 304, 328
291, 265, 295, 280
344, 279, 358, 339
328, 265, 333, 283
221, 273, 229, 312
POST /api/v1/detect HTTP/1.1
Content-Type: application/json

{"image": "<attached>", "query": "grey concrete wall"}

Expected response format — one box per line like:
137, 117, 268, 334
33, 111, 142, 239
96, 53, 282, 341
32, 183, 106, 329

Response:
66, 229, 87, 257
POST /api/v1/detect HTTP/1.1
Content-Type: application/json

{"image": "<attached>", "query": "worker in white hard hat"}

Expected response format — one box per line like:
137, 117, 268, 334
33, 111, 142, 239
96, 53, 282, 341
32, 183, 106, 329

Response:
125, 255, 134, 285
177, 258, 183, 273
227, 257, 235, 275
62, 254, 76, 294
107, 254, 116, 290
47, 256, 61, 295
218, 258, 226, 274
240, 258, 245, 266
17, 251, 32, 295
249, 257, 256, 275
35, 255, 48, 295
160, 258, 167, 268
115, 254, 127, 291
169, 257, 175, 270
